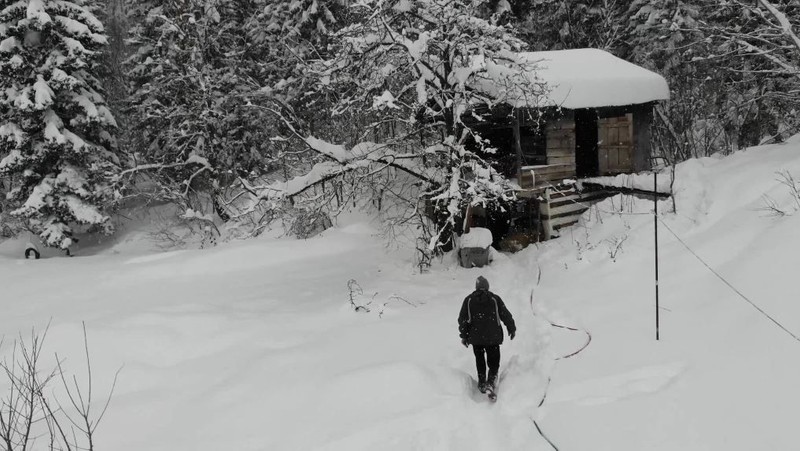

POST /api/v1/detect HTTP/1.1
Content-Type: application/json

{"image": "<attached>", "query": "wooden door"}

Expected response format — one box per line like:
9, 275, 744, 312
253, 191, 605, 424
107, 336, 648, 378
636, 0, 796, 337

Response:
598, 114, 634, 175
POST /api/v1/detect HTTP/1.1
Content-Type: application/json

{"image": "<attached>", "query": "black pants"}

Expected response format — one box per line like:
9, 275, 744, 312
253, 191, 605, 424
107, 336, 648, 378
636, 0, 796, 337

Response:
472, 344, 500, 383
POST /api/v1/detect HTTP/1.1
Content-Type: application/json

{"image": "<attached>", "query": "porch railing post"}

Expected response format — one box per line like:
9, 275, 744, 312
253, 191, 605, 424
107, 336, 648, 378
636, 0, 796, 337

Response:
513, 109, 523, 186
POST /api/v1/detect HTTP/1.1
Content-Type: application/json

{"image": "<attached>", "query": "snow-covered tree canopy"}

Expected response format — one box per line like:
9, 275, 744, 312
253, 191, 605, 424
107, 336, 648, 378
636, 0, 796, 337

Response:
0, 0, 119, 249
320, 0, 545, 131
242, 0, 547, 255
251, 0, 349, 101
124, 0, 282, 219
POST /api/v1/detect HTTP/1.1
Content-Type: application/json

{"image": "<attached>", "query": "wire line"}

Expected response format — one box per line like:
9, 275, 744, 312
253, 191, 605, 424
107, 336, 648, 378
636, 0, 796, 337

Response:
528, 290, 593, 450
658, 218, 800, 344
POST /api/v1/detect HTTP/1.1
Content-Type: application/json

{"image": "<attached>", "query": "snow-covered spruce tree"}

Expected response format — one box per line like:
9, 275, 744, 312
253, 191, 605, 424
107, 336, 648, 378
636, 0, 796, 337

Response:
250, 0, 350, 101
125, 0, 277, 224
244, 0, 545, 261
0, 0, 120, 249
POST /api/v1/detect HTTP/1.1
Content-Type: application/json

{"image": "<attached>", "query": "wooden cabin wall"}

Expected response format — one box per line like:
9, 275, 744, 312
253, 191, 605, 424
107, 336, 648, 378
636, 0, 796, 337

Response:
517, 112, 578, 189
471, 102, 656, 189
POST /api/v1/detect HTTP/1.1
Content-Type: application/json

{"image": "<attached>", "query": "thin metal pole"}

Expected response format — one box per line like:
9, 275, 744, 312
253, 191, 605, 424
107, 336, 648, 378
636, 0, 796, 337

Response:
654, 171, 660, 341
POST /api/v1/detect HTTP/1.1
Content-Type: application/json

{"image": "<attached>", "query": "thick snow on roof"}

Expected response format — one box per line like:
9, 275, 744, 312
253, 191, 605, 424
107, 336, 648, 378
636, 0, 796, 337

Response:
489, 49, 670, 109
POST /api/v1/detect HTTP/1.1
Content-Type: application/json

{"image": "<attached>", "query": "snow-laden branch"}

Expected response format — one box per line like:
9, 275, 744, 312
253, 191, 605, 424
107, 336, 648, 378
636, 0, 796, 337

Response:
249, 103, 439, 187
733, 38, 800, 81
117, 154, 211, 179
707, 0, 800, 80
243, 138, 435, 204
757, 0, 800, 53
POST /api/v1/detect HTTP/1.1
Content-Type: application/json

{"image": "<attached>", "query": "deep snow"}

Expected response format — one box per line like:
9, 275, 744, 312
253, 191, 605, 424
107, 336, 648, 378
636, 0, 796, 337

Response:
1, 138, 800, 450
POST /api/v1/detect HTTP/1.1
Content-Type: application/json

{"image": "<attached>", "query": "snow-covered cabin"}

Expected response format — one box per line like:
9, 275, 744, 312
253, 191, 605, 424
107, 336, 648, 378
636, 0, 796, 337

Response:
464, 49, 670, 246
472, 48, 669, 187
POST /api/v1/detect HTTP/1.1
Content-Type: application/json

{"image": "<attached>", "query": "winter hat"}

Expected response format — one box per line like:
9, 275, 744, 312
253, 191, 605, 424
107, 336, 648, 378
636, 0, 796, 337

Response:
476, 276, 489, 291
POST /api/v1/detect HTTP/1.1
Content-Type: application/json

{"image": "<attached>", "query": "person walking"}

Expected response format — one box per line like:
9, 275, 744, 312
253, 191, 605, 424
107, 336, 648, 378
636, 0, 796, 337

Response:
458, 276, 516, 393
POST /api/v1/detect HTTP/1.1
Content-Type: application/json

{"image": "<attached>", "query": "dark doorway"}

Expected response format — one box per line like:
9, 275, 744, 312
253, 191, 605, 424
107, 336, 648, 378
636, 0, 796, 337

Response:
575, 109, 599, 177
475, 127, 516, 178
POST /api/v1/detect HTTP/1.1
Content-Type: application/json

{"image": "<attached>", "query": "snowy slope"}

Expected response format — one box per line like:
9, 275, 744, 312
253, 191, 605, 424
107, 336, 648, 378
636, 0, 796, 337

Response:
528, 138, 800, 450
1, 139, 800, 450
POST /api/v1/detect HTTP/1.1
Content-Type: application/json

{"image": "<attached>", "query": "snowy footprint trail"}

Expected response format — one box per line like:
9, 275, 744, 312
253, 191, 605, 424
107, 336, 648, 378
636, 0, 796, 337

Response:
303, 253, 560, 451
0, 223, 559, 451
437, 253, 561, 450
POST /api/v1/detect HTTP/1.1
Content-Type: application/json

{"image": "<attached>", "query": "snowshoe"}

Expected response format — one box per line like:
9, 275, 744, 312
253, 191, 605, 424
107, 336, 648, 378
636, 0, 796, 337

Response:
486, 374, 498, 401
486, 384, 497, 402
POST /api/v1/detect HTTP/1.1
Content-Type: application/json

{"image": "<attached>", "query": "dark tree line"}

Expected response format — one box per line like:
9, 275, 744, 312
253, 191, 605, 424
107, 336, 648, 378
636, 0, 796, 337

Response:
1, 0, 797, 252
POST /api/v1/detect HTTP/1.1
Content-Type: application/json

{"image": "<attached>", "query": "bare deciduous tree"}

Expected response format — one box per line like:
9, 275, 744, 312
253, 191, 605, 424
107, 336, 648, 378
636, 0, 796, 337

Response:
0, 323, 120, 451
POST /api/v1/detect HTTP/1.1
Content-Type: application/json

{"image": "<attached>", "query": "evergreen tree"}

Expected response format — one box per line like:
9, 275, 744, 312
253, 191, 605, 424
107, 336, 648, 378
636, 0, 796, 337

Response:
0, 0, 120, 249
251, 0, 348, 101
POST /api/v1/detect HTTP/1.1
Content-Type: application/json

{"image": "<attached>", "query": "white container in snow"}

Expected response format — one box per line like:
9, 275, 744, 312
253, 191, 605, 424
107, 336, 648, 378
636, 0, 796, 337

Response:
458, 227, 493, 268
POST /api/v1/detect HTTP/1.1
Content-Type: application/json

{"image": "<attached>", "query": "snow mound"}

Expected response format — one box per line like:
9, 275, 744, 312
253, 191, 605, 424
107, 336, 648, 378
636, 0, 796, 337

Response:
459, 227, 492, 248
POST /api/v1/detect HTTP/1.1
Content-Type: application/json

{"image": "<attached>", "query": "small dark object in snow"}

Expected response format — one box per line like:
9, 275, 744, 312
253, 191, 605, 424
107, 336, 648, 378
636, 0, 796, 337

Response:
24, 245, 40, 260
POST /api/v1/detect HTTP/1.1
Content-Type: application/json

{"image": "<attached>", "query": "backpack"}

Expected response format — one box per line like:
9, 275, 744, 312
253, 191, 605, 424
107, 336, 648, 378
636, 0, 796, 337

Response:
466, 291, 501, 327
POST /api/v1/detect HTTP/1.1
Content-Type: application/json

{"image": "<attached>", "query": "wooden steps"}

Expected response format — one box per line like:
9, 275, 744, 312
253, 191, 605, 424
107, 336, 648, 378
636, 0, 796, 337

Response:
540, 186, 616, 239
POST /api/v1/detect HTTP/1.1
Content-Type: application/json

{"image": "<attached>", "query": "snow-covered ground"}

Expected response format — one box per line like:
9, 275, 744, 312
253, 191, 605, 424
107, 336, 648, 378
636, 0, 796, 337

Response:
2, 138, 800, 450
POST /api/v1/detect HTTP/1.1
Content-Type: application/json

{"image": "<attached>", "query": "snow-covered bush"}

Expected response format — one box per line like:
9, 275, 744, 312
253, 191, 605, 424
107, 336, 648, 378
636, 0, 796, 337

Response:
287, 208, 332, 239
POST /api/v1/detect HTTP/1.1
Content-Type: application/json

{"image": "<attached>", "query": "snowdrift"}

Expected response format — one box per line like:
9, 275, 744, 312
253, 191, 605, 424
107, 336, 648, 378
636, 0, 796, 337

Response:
1, 138, 799, 450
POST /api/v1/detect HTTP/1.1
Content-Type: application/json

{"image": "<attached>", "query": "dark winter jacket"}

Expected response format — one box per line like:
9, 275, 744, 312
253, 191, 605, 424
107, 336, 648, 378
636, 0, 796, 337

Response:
458, 290, 516, 346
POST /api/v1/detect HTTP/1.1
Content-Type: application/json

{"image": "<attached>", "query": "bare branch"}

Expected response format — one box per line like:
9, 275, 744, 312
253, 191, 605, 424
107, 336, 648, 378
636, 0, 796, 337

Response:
757, 0, 800, 53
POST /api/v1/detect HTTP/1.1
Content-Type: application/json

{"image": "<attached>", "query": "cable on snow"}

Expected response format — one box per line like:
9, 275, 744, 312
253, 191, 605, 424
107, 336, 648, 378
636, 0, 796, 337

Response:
528, 288, 593, 451
658, 218, 800, 344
